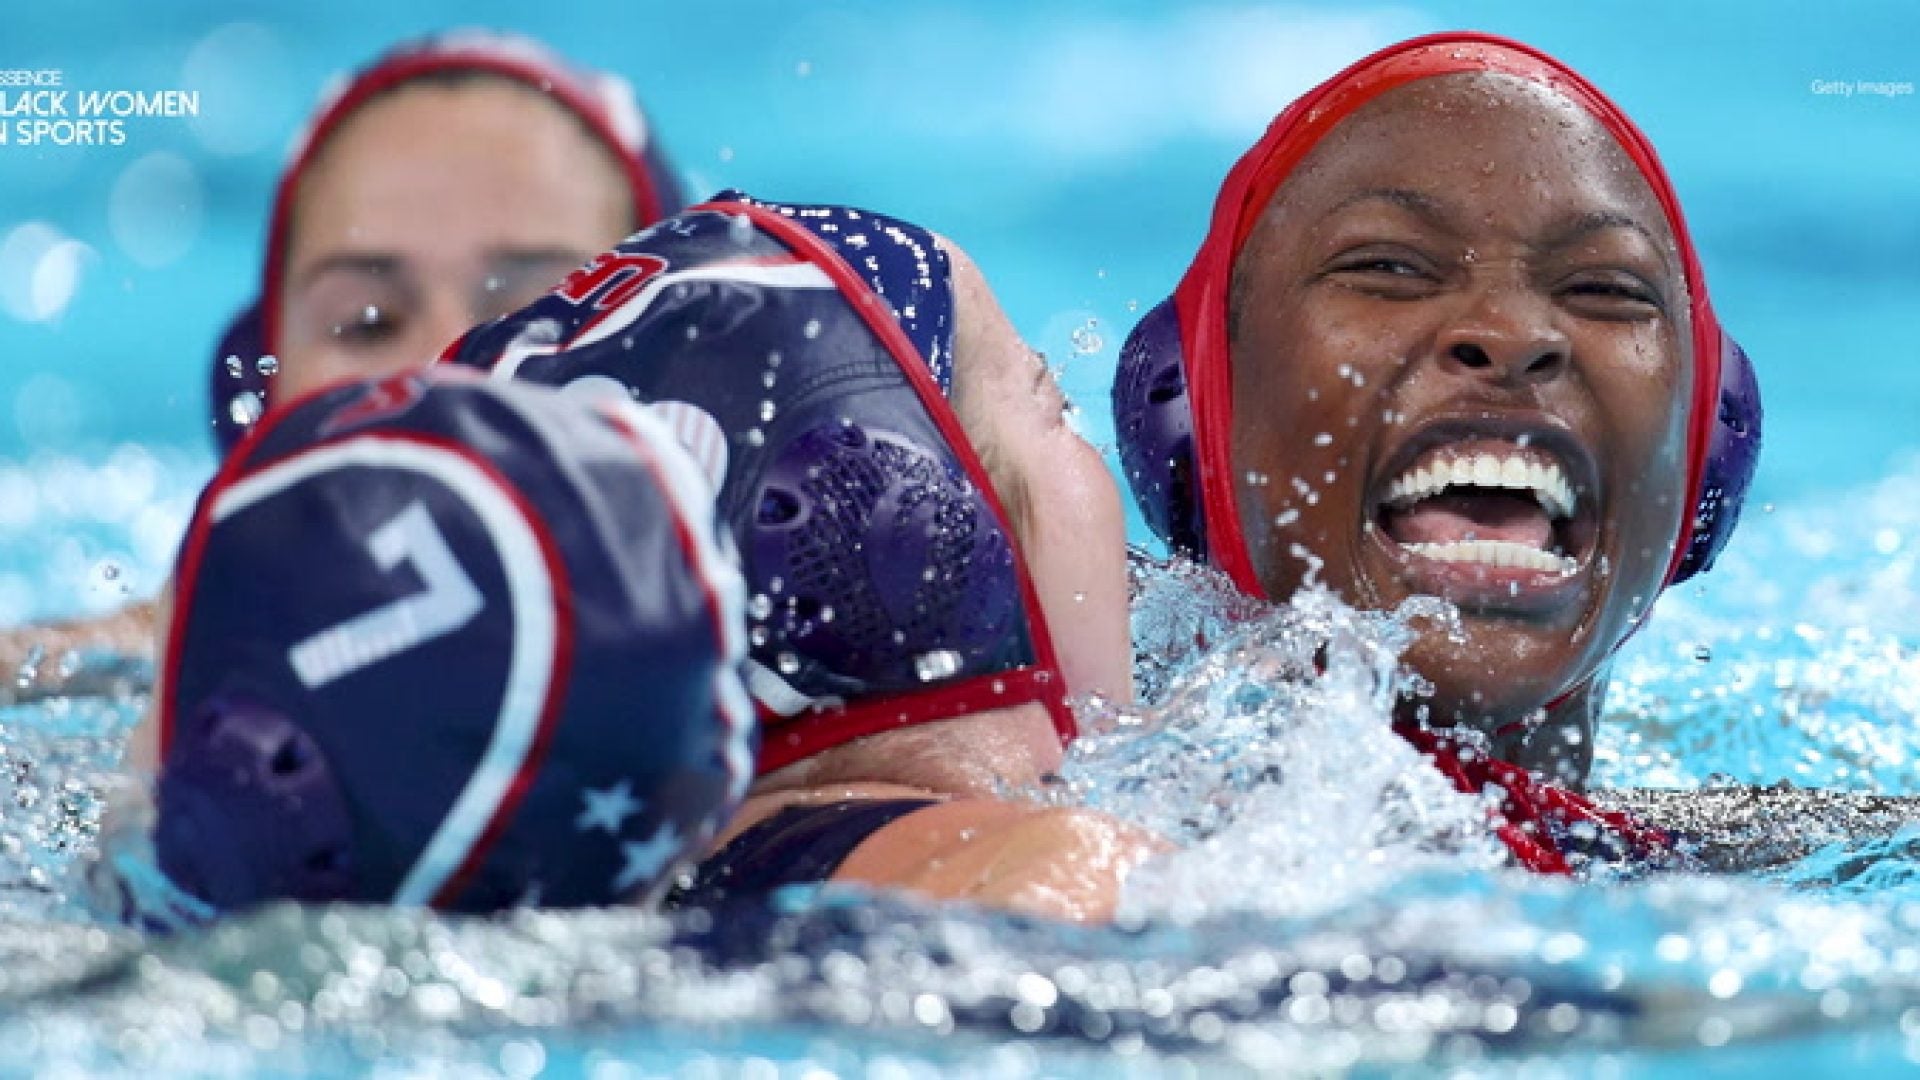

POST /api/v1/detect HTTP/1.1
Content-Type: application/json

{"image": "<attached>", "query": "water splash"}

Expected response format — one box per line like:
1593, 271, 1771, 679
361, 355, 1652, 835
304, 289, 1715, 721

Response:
1059, 564, 1505, 923
1596, 453, 1920, 791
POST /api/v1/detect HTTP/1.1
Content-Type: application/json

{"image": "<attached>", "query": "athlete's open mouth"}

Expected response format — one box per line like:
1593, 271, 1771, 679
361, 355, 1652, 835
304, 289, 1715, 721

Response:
1368, 418, 1599, 605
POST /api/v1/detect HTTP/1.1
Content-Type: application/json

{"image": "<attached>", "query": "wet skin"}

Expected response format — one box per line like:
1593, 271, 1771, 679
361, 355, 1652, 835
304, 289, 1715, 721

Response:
1228, 74, 1694, 778
276, 80, 633, 404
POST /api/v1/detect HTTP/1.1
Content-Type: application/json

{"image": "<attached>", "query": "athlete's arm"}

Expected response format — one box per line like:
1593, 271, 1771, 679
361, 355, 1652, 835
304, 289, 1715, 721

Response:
0, 596, 160, 705
834, 798, 1165, 922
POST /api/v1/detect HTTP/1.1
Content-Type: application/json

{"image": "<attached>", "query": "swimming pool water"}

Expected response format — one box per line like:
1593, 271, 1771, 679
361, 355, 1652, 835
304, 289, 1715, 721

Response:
1, 1, 1917, 1075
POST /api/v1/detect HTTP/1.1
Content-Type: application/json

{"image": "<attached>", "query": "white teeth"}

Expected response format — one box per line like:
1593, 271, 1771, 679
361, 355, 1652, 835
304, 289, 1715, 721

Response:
1402, 540, 1578, 575
1383, 450, 1576, 520
1500, 457, 1528, 489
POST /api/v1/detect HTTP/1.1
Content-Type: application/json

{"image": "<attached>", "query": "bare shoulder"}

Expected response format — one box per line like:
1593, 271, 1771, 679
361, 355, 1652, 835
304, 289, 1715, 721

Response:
836, 798, 1167, 923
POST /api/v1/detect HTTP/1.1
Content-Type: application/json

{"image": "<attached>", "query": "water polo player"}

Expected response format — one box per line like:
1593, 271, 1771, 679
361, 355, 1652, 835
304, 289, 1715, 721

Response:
1113, 34, 1761, 816
2, 31, 685, 688
90, 371, 752, 925
449, 194, 1152, 920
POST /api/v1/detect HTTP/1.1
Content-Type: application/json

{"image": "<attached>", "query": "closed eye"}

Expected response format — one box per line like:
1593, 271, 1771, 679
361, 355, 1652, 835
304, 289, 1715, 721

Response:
1561, 273, 1665, 318
1323, 250, 1441, 300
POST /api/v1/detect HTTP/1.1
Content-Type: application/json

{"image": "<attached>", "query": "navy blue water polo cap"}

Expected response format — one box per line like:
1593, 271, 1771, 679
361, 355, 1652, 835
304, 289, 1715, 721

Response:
157, 370, 753, 912
208, 30, 687, 453
443, 193, 1076, 774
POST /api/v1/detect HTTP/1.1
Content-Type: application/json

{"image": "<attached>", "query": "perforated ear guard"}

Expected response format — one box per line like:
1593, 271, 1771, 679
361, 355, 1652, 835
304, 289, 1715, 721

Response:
1112, 300, 1203, 558
156, 693, 356, 909
1112, 302, 1762, 584
746, 418, 1025, 697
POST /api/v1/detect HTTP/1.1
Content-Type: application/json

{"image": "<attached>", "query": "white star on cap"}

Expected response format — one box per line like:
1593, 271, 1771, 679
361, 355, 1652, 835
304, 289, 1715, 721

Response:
613, 823, 682, 895
576, 780, 640, 834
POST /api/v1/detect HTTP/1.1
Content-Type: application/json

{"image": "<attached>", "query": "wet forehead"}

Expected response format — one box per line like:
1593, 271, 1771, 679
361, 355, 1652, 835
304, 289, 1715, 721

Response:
286, 82, 627, 274
1265, 72, 1677, 254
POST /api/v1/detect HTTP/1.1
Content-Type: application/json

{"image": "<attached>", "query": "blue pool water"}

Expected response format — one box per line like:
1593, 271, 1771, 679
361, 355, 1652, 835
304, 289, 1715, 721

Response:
1, 1, 1917, 1075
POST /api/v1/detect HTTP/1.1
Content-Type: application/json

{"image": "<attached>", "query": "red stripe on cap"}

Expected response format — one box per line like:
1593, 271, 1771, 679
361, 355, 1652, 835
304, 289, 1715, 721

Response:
387, 429, 575, 909
702, 199, 1079, 772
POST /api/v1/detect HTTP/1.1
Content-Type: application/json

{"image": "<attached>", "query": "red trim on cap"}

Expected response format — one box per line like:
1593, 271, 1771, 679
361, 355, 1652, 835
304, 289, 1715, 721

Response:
162, 408, 576, 909
345, 430, 576, 909
258, 43, 669, 384
1172, 31, 1724, 700
754, 665, 1065, 776
705, 199, 1079, 772
160, 363, 372, 755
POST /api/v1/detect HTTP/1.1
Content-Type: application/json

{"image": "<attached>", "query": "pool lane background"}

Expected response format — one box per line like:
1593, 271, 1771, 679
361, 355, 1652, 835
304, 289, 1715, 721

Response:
0, 0, 1915, 620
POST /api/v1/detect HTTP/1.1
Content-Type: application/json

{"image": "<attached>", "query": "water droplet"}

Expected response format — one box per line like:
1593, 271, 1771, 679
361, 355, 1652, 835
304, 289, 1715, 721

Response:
1313, 432, 1333, 447
1075, 319, 1105, 353
776, 652, 800, 675
1125, 299, 1139, 313
802, 319, 822, 340
748, 594, 773, 620
1693, 645, 1712, 663
228, 390, 264, 427
759, 400, 776, 422
255, 355, 279, 376
224, 354, 243, 378
914, 650, 963, 682
746, 428, 765, 447
795, 60, 813, 78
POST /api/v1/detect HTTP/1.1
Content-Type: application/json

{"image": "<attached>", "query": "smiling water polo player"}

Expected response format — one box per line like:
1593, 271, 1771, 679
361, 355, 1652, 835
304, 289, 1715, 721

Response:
448, 194, 1156, 921
0, 31, 687, 698
88, 371, 751, 926
1113, 32, 1762, 871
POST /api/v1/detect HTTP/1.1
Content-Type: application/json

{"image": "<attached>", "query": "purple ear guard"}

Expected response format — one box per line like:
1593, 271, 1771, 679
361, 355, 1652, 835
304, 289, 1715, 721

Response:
749, 421, 1022, 695
1112, 300, 1204, 558
1677, 335, 1763, 578
1112, 301, 1763, 584
159, 373, 753, 913
156, 693, 355, 908
208, 302, 271, 452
